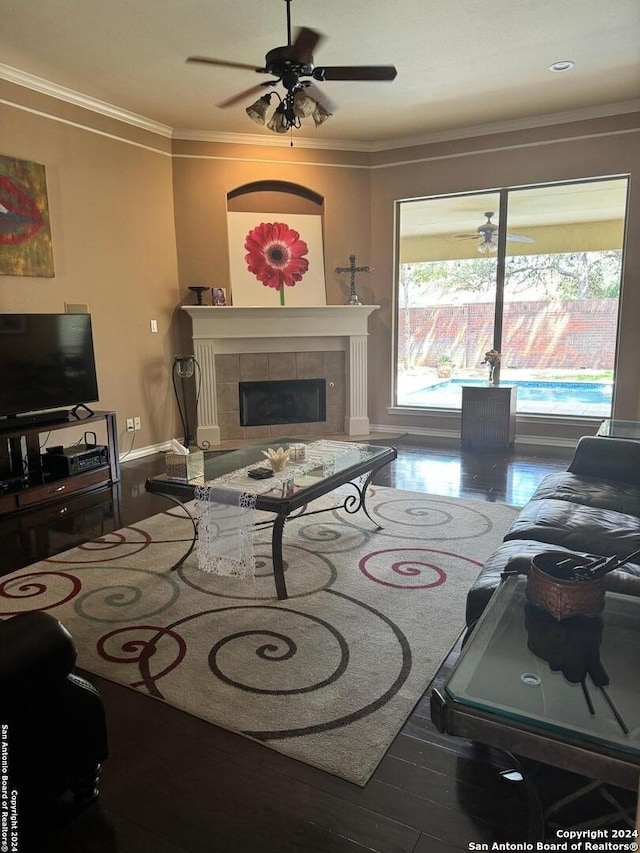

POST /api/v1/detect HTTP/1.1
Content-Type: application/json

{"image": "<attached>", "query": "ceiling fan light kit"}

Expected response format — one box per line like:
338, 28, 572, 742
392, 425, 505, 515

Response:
188, 0, 397, 137
293, 89, 316, 118
477, 239, 497, 254
246, 86, 333, 133
311, 100, 332, 127
246, 93, 273, 124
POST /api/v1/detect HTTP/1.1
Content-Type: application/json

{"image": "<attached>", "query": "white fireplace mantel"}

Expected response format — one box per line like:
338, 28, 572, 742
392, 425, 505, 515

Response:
182, 305, 380, 445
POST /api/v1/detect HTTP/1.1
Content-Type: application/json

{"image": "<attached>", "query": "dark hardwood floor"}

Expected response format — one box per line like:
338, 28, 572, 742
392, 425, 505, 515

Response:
2, 438, 635, 852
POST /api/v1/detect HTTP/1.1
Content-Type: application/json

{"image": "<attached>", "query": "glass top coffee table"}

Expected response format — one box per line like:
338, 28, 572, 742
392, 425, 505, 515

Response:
597, 419, 640, 440
431, 575, 640, 790
146, 438, 397, 599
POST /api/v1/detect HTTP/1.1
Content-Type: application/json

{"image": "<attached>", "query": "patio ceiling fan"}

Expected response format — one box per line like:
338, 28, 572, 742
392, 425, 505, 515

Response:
454, 212, 535, 254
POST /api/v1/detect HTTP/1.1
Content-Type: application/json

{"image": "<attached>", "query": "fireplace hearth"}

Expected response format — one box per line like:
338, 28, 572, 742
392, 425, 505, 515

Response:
239, 379, 326, 427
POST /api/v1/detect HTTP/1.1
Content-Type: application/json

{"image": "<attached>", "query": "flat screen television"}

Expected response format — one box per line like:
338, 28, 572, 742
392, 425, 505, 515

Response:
0, 313, 99, 423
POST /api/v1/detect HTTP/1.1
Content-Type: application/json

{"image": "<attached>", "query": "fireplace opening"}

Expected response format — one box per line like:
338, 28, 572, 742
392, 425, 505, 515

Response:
239, 379, 326, 427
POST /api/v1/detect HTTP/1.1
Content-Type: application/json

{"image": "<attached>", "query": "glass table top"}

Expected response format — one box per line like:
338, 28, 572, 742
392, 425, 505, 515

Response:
445, 576, 640, 757
597, 419, 640, 440
151, 437, 394, 498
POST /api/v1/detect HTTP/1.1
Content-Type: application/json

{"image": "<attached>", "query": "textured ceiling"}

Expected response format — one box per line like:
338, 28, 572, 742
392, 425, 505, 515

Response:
2, 0, 640, 146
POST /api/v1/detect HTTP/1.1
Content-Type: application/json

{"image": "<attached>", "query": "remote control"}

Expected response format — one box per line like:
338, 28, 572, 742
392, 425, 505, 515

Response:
248, 467, 274, 479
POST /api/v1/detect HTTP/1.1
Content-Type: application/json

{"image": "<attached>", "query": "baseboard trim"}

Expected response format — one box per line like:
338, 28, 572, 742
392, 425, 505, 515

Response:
369, 423, 579, 449
119, 441, 173, 462
122, 428, 580, 463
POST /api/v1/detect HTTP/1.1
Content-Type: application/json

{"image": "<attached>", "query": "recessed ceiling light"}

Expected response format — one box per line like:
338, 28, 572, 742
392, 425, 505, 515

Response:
549, 60, 575, 72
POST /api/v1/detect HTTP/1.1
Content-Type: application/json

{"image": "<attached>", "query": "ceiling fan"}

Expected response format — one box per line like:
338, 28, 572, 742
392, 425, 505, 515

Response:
187, 0, 397, 133
454, 212, 535, 254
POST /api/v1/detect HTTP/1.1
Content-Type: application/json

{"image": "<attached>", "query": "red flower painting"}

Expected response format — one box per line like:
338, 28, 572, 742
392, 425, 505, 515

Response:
244, 221, 309, 304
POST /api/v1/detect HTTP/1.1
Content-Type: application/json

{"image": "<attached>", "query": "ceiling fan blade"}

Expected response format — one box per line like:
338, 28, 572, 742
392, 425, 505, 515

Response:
454, 231, 536, 244
187, 56, 263, 72
217, 84, 271, 109
287, 27, 324, 64
313, 65, 397, 82
506, 233, 536, 244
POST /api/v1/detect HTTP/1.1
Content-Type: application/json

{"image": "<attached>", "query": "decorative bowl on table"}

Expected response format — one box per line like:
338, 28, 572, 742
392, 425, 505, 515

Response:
526, 552, 606, 620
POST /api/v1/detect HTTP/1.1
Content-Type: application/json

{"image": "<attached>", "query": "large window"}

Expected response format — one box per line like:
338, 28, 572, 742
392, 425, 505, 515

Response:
395, 179, 628, 416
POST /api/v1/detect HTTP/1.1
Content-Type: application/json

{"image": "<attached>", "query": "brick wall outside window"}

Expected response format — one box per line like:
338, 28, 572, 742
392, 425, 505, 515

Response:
398, 299, 617, 371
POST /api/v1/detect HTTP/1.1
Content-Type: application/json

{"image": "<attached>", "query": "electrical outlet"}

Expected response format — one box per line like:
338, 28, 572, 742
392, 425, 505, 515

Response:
126, 418, 135, 432
134, 416, 141, 431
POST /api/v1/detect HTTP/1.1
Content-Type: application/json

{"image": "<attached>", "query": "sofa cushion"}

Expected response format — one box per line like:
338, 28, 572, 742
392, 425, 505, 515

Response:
503, 498, 640, 557
568, 436, 640, 485
530, 472, 640, 516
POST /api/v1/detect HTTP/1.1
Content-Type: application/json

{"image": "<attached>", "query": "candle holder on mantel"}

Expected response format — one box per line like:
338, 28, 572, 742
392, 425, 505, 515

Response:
188, 286, 209, 305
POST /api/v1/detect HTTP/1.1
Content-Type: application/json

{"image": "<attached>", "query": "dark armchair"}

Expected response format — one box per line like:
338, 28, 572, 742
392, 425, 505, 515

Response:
0, 610, 108, 816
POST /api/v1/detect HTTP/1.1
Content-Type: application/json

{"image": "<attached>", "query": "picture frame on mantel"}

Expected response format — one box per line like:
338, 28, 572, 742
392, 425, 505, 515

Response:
0, 154, 55, 277
227, 212, 327, 307
211, 287, 227, 306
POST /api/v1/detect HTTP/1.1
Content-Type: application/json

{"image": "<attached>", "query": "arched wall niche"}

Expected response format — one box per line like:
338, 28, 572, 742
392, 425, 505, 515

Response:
227, 180, 324, 215
225, 179, 328, 307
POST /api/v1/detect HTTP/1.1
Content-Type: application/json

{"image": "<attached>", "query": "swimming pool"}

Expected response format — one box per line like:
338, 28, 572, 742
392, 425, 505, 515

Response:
402, 378, 613, 414
445, 379, 612, 404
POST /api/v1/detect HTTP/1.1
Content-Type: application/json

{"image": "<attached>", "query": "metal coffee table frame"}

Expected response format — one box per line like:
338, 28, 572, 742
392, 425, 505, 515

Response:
146, 443, 397, 600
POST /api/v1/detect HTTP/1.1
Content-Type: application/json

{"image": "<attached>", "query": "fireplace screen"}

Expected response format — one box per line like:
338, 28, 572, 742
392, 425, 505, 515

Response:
239, 379, 327, 427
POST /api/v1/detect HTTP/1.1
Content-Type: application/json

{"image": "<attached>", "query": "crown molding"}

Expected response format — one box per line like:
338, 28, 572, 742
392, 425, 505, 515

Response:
172, 100, 640, 151
1, 61, 638, 153
0, 63, 173, 138
170, 127, 370, 151
365, 100, 640, 152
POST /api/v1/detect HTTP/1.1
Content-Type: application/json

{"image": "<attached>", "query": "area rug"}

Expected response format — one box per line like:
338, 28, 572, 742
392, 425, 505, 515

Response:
0, 486, 517, 785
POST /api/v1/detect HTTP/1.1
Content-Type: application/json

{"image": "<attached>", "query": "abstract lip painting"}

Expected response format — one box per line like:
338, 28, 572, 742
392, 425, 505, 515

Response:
0, 155, 55, 277
228, 212, 326, 306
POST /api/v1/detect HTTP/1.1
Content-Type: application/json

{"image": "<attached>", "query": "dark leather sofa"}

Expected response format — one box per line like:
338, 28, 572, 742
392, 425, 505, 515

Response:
0, 611, 108, 822
466, 435, 640, 631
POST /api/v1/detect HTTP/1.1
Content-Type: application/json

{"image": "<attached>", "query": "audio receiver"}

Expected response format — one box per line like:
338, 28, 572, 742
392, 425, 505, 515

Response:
41, 443, 108, 477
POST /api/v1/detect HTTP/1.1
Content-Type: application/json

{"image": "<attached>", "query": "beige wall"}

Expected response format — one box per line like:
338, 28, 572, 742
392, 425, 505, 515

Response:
0, 81, 181, 451
171, 139, 372, 307
1, 76, 639, 449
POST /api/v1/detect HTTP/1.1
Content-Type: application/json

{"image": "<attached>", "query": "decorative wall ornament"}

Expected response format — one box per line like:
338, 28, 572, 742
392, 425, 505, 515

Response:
335, 254, 373, 305
0, 154, 55, 277
228, 212, 326, 306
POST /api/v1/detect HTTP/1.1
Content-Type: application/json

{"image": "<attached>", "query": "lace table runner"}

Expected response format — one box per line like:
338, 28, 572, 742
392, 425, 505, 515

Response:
193, 441, 368, 580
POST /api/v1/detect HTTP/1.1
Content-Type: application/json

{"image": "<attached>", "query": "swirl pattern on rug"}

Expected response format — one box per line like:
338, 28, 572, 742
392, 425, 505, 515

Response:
0, 486, 517, 785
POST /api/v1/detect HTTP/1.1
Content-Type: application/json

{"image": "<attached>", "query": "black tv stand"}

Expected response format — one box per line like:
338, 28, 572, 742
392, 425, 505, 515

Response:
0, 410, 120, 517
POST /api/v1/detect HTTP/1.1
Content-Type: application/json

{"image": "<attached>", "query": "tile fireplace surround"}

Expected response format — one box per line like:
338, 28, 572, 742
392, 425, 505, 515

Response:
182, 305, 379, 446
